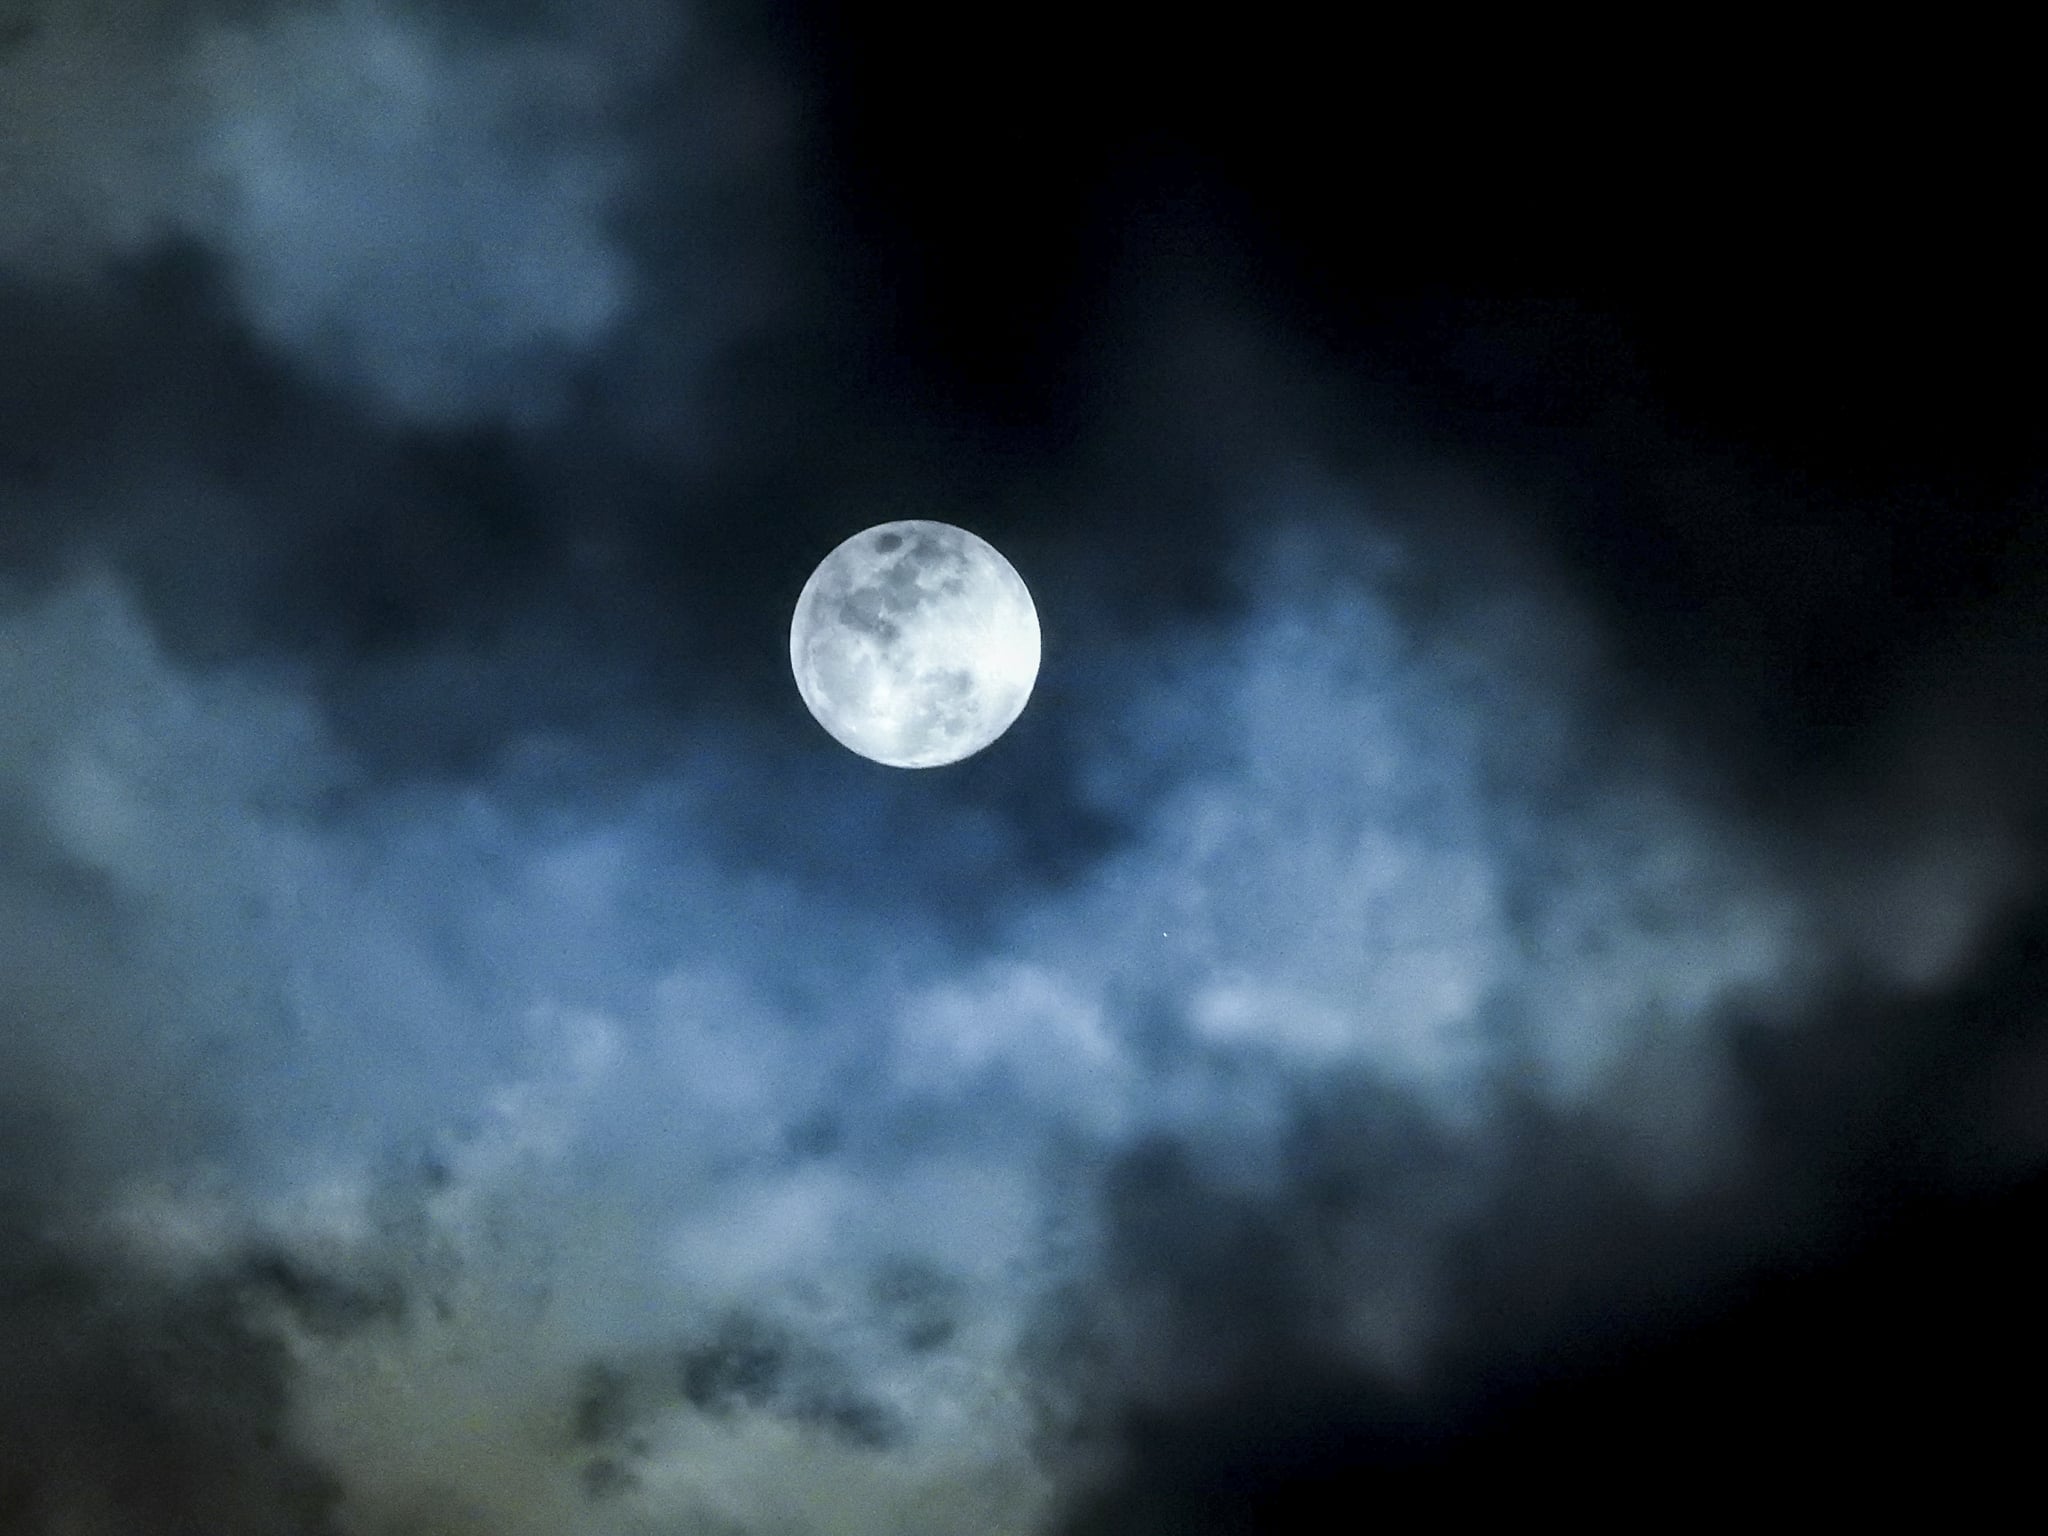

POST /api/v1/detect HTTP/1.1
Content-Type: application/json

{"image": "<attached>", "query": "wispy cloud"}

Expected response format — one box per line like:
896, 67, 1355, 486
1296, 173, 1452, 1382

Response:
0, 0, 767, 429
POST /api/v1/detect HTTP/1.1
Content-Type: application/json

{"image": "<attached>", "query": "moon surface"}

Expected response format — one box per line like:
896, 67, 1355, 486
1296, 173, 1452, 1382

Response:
790, 520, 1041, 767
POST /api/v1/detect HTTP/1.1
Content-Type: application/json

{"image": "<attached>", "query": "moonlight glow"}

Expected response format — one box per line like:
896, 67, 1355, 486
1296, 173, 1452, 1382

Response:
790, 520, 1041, 767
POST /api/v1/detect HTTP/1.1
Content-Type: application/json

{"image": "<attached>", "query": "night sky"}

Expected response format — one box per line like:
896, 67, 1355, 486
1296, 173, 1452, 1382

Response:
3, 4, 2043, 1530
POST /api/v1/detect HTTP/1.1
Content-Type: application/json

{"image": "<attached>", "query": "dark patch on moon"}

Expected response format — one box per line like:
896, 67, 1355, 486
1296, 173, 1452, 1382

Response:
923, 669, 977, 730
879, 543, 969, 605
879, 559, 925, 604
874, 531, 903, 552
837, 589, 902, 641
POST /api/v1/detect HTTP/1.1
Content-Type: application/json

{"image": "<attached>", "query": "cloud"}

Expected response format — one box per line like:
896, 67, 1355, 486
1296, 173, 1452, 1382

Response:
0, 0, 756, 429
0, 0, 196, 277
7, 12, 2038, 1524
184, 1, 646, 425
0, 455, 2039, 1529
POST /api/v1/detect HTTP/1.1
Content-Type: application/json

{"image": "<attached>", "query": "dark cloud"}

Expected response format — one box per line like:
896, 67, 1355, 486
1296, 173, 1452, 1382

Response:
0, 0, 763, 430
0, 1197, 342, 1532
6, 458, 2036, 1526
1, 4, 2042, 1532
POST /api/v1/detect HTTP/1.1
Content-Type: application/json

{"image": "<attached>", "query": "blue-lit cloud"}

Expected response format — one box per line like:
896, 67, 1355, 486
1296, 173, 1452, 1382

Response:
0, 0, 765, 430
185, 2, 643, 425
2, 459, 2027, 1529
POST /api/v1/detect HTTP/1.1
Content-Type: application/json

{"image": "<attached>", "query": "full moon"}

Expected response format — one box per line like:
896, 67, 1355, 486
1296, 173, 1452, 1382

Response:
790, 520, 1041, 768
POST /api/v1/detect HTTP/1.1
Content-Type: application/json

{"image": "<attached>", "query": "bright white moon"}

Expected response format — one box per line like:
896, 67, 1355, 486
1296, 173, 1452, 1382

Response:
790, 520, 1041, 767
